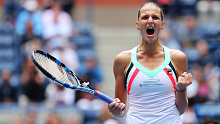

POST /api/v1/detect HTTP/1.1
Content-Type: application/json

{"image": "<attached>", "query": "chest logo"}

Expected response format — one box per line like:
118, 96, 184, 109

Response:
140, 79, 163, 87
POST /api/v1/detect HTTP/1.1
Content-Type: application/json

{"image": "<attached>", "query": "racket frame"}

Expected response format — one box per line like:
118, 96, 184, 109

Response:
31, 50, 96, 94
31, 50, 116, 105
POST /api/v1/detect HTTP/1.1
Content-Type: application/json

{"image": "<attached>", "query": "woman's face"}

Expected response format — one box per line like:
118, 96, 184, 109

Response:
136, 4, 165, 43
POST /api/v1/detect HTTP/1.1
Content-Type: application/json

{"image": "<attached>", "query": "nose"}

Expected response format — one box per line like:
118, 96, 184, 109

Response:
148, 17, 153, 25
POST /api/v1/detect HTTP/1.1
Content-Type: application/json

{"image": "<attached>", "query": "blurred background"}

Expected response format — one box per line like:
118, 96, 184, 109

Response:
0, 0, 219, 124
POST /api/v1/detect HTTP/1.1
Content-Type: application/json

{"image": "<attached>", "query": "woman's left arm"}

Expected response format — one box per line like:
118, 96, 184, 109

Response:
171, 50, 192, 115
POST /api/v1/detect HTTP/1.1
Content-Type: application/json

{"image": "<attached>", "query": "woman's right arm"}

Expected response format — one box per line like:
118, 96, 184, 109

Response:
108, 51, 131, 118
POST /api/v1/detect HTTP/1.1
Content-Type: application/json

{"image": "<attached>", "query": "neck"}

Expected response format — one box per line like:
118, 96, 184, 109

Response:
138, 40, 163, 54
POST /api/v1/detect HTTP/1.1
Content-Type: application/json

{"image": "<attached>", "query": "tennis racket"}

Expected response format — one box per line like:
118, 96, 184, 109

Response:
31, 50, 123, 109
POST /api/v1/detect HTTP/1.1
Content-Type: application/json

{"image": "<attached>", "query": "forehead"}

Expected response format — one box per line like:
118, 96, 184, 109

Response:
139, 4, 161, 16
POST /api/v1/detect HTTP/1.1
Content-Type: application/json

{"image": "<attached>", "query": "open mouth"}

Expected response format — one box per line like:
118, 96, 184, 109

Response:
146, 27, 155, 35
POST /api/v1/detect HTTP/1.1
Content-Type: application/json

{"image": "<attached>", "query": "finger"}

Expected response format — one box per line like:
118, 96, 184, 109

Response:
110, 103, 120, 111
178, 76, 182, 83
108, 104, 112, 109
188, 73, 193, 82
184, 74, 189, 83
178, 76, 184, 84
115, 103, 125, 114
108, 101, 117, 109
115, 98, 121, 103
185, 73, 192, 85
114, 103, 122, 113
181, 72, 187, 77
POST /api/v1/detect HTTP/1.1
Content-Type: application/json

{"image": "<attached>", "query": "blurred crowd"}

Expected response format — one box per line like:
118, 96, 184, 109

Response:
0, 0, 219, 124
0, 0, 107, 123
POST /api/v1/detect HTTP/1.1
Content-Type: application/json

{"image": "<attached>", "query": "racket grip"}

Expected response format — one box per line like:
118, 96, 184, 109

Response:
95, 90, 114, 104
95, 90, 125, 111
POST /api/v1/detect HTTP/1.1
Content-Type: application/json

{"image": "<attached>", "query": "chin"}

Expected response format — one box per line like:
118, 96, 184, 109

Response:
147, 40, 156, 44
144, 37, 157, 43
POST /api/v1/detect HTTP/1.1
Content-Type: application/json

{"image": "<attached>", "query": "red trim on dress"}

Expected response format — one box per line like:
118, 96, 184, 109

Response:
127, 68, 140, 95
163, 68, 176, 92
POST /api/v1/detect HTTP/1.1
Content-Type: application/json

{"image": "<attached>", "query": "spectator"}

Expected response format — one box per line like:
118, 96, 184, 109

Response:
178, 15, 202, 44
20, 57, 48, 103
25, 108, 39, 124
42, 0, 75, 51
175, 15, 202, 66
21, 38, 43, 59
76, 56, 103, 101
186, 67, 199, 106
62, 0, 75, 16
77, 56, 103, 90
76, 98, 104, 124
46, 112, 62, 124
177, 0, 198, 16
46, 83, 76, 106
180, 106, 197, 124
0, 69, 20, 104
191, 64, 210, 104
150, 0, 172, 15
49, 38, 79, 72
41, 0, 53, 9
76, 56, 104, 123
159, 28, 182, 50
11, 115, 23, 124
65, 117, 79, 124
204, 64, 219, 103
3, 0, 22, 25
15, 0, 43, 44
196, 39, 218, 66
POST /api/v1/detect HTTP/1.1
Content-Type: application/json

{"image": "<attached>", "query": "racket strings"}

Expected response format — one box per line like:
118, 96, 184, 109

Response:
34, 53, 78, 86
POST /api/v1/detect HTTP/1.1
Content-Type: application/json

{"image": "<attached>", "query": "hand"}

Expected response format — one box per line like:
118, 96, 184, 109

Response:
108, 98, 126, 118
176, 72, 192, 91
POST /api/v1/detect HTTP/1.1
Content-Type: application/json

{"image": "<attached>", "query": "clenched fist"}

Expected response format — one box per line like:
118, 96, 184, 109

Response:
176, 72, 192, 91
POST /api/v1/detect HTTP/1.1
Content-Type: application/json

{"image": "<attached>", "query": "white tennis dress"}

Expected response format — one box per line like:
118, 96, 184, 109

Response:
125, 46, 182, 124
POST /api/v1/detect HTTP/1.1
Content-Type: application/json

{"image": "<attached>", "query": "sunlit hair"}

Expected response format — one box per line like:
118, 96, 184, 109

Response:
137, 2, 164, 21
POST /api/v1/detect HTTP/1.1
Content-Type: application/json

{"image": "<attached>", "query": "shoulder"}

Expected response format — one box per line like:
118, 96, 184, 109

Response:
114, 50, 131, 65
168, 48, 188, 74
114, 50, 132, 73
169, 48, 187, 63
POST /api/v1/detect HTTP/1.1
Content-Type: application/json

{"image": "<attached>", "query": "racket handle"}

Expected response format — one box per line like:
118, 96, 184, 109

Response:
95, 90, 114, 104
95, 90, 125, 111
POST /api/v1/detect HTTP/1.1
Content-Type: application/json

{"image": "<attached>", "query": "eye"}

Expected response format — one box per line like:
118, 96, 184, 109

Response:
152, 16, 159, 20
142, 16, 148, 20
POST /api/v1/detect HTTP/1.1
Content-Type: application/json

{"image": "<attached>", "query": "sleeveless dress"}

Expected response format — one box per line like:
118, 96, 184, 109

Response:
125, 46, 182, 124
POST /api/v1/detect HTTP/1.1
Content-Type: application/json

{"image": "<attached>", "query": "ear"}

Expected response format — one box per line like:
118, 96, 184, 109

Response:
135, 21, 140, 30
161, 21, 165, 29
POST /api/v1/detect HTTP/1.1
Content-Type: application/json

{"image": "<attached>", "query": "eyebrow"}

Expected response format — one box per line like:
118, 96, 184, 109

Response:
140, 12, 160, 17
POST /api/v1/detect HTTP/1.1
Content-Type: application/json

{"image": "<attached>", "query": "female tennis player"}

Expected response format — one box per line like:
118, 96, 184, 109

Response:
108, 2, 192, 124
